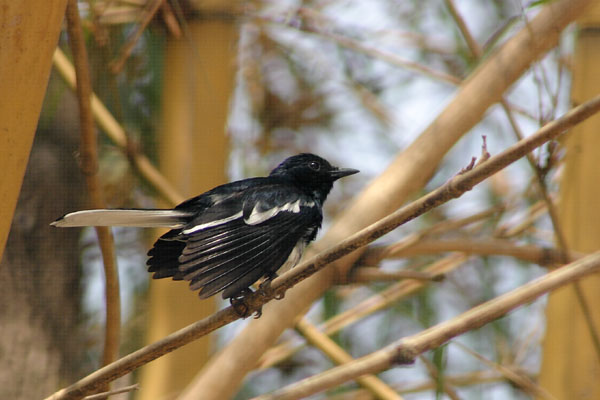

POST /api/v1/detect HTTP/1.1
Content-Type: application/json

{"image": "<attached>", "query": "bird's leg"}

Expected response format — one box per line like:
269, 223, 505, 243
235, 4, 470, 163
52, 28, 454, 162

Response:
230, 288, 256, 319
259, 273, 285, 300
258, 273, 276, 291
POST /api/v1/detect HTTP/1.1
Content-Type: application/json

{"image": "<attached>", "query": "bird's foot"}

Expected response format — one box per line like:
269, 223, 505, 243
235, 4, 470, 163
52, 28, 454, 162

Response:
230, 288, 261, 319
259, 275, 285, 300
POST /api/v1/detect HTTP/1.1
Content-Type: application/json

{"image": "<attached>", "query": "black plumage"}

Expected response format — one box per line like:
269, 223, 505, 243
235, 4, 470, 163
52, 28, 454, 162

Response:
52, 153, 358, 300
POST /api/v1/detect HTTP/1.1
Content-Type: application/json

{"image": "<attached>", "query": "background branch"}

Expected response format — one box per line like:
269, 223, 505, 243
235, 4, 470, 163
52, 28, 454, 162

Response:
65, 0, 120, 374
362, 238, 577, 266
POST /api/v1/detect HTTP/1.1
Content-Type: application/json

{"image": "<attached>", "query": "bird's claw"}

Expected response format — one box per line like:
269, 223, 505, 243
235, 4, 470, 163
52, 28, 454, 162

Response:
230, 288, 260, 319
274, 291, 285, 300
259, 277, 273, 292
259, 275, 286, 300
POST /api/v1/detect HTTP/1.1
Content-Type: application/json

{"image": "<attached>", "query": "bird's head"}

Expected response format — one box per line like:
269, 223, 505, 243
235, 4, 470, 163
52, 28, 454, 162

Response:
270, 153, 359, 203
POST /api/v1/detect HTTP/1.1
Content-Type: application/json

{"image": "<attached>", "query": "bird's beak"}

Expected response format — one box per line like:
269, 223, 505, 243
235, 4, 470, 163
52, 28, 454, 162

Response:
330, 167, 360, 180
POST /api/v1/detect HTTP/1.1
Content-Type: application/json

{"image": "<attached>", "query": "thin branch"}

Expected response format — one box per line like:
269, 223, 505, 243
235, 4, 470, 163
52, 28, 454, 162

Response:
52, 48, 185, 206
65, 0, 120, 373
418, 355, 462, 400
45, 95, 600, 400
159, 1, 182, 37
257, 9, 461, 86
362, 238, 578, 267
358, 205, 505, 269
496, 200, 547, 238
109, 0, 163, 73
423, 205, 505, 236
328, 369, 535, 398
253, 252, 600, 400
349, 268, 442, 283
443, 0, 480, 61
453, 342, 555, 400
82, 384, 139, 400
256, 157, 587, 371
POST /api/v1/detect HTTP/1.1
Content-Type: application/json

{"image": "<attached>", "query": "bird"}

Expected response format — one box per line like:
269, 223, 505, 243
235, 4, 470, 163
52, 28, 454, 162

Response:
52, 153, 358, 302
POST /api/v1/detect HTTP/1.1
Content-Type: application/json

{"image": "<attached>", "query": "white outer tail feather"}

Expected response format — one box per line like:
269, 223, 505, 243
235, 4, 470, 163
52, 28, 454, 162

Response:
51, 209, 193, 228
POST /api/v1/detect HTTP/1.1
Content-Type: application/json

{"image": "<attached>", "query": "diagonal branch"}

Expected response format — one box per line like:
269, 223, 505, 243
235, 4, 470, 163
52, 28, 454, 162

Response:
44, 93, 600, 400
109, 0, 164, 74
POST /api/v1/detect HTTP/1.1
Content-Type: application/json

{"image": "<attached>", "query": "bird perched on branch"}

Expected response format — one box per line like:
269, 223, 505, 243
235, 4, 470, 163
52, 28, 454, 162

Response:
52, 153, 358, 303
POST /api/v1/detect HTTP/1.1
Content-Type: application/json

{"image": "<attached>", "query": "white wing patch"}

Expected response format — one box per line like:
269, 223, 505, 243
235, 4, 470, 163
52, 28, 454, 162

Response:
244, 199, 315, 225
182, 211, 243, 234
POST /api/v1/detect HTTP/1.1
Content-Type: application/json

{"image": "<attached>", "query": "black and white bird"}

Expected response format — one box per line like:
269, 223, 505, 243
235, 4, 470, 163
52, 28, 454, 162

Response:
52, 154, 358, 300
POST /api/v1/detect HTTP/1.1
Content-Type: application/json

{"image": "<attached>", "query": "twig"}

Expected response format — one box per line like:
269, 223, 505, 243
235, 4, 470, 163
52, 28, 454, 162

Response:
160, 1, 182, 37
82, 384, 139, 400
44, 94, 600, 400
252, 252, 600, 400
362, 238, 578, 267
418, 355, 462, 400
52, 48, 184, 206
370, 205, 505, 264
109, 0, 164, 73
349, 268, 442, 283
496, 200, 547, 238
328, 369, 534, 398
65, 0, 120, 374
257, 8, 461, 86
453, 342, 555, 400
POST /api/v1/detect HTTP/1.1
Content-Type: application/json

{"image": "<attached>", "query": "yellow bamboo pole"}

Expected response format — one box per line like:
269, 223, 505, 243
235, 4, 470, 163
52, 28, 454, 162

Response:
137, 18, 238, 399
0, 0, 68, 258
538, 3, 600, 398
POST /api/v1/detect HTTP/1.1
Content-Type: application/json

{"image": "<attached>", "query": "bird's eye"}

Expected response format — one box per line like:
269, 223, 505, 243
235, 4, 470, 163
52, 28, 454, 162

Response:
308, 161, 321, 171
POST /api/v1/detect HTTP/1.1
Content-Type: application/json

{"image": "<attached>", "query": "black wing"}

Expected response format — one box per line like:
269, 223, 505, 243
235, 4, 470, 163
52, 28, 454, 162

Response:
147, 183, 322, 299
